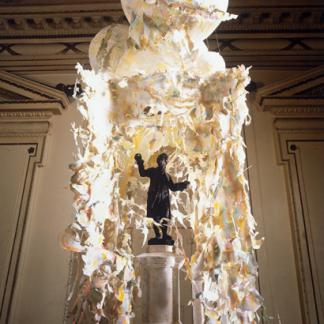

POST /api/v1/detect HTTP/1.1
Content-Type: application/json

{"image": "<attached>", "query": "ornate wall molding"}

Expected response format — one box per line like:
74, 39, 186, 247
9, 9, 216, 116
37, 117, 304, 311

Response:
0, 3, 323, 70
0, 3, 323, 37
274, 118, 324, 324
0, 70, 70, 323
0, 3, 125, 38
0, 121, 50, 324
256, 65, 324, 117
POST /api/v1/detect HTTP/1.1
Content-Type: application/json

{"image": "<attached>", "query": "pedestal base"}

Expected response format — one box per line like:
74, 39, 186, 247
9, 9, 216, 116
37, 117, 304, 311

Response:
135, 245, 184, 324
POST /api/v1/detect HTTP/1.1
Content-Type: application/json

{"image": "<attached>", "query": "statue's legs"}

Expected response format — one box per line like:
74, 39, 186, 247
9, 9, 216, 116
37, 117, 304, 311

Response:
153, 224, 161, 238
149, 221, 174, 245
161, 220, 172, 240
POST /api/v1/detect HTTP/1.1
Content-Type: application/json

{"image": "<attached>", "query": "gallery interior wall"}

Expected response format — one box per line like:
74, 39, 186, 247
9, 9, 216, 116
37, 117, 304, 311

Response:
0, 0, 323, 323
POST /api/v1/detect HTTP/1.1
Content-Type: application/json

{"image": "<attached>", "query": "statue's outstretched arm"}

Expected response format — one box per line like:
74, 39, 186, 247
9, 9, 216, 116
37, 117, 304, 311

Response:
134, 153, 153, 177
168, 175, 190, 192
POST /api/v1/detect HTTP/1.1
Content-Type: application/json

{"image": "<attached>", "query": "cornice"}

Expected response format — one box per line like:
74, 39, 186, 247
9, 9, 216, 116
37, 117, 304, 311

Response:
220, 6, 324, 34
262, 105, 324, 118
0, 3, 323, 69
257, 66, 324, 117
0, 3, 126, 39
0, 4, 323, 38
0, 111, 53, 119
0, 70, 70, 118
257, 66, 324, 101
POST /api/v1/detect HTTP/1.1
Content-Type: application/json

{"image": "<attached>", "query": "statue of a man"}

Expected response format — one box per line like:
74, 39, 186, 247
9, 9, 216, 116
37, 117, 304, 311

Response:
134, 153, 190, 245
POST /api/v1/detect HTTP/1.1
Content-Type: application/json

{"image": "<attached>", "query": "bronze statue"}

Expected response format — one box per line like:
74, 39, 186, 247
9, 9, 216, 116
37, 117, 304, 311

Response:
134, 153, 190, 245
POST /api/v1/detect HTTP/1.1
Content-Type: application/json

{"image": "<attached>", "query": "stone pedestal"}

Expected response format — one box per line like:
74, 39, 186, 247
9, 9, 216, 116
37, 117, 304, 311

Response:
136, 245, 184, 324
191, 279, 204, 324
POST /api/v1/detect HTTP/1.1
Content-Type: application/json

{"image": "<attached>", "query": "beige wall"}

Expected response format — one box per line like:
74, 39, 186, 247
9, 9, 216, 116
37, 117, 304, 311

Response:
246, 102, 303, 323
6, 104, 81, 324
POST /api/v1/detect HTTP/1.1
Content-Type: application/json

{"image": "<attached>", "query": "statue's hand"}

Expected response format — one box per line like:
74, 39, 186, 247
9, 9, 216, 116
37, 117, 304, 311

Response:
134, 153, 143, 163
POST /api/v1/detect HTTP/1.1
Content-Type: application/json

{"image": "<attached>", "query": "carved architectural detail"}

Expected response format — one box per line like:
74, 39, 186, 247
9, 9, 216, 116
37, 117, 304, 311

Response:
0, 3, 125, 37
0, 110, 53, 119
257, 66, 324, 116
0, 3, 323, 69
0, 4, 323, 36
0, 70, 70, 117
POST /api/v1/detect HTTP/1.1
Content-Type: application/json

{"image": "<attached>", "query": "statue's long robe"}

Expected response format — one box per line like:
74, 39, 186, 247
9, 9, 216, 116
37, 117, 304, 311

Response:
137, 161, 187, 222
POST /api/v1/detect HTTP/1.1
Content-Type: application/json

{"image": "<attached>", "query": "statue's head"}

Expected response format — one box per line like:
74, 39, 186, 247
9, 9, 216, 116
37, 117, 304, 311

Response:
157, 153, 168, 169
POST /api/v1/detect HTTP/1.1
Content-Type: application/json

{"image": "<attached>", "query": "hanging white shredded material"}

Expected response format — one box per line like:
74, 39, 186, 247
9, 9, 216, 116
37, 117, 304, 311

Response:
62, 0, 263, 322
